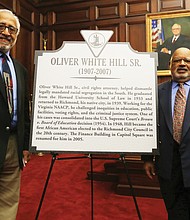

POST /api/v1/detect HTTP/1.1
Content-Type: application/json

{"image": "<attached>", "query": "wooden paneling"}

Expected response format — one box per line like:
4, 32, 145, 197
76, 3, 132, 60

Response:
95, 3, 120, 20
56, 7, 90, 24
56, 29, 85, 49
186, 0, 190, 9
129, 23, 146, 52
1, 0, 189, 98
16, 1, 39, 93
0, 1, 13, 10
159, 0, 184, 11
30, 0, 187, 87
16, 28, 33, 90
38, 1, 149, 53
17, 1, 34, 24
126, 2, 150, 15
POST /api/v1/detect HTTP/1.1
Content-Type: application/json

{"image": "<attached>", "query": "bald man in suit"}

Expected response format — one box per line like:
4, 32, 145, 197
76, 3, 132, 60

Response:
143, 47, 190, 219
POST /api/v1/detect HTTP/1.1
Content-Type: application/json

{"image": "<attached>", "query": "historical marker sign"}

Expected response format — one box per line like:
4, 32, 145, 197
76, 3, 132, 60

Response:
30, 30, 158, 153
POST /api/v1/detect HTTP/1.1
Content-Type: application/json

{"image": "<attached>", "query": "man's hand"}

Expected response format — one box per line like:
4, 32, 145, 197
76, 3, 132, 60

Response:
161, 47, 169, 54
23, 150, 31, 167
143, 161, 155, 179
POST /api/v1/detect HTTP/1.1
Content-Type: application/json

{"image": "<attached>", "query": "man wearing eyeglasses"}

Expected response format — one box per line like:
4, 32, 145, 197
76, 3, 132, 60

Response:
0, 9, 30, 220
157, 23, 190, 70
143, 47, 190, 219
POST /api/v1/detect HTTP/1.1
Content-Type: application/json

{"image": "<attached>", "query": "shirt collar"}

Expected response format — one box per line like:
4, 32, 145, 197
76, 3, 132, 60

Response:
173, 35, 180, 39
185, 80, 190, 86
0, 51, 10, 61
172, 80, 190, 89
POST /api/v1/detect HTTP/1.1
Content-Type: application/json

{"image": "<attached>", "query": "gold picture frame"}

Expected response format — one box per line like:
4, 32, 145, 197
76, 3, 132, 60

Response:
146, 10, 190, 76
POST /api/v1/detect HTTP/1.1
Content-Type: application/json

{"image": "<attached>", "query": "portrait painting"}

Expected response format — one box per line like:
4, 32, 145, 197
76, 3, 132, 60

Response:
146, 10, 190, 75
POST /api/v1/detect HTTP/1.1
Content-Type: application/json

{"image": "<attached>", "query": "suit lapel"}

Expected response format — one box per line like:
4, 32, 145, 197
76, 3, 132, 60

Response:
0, 72, 7, 101
159, 81, 190, 141
159, 81, 173, 135
182, 91, 190, 139
12, 59, 22, 113
1, 57, 22, 112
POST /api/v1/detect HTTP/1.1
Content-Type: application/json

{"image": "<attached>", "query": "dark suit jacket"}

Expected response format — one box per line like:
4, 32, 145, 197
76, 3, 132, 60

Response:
157, 34, 190, 54
157, 35, 190, 70
143, 81, 190, 187
0, 57, 30, 169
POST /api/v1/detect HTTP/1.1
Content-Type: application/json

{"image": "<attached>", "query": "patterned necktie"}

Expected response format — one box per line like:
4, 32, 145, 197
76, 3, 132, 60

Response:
172, 37, 177, 43
173, 83, 186, 143
1, 54, 14, 116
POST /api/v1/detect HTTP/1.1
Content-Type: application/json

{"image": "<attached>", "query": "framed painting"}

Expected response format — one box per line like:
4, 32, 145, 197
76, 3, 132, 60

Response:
146, 10, 190, 76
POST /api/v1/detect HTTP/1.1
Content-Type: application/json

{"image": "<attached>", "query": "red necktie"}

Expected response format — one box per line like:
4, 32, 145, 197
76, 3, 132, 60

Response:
173, 83, 186, 143
1, 54, 14, 116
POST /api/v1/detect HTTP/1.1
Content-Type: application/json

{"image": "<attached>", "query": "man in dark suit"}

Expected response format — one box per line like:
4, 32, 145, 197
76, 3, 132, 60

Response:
0, 9, 30, 219
157, 23, 190, 70
143, 47, 190, 219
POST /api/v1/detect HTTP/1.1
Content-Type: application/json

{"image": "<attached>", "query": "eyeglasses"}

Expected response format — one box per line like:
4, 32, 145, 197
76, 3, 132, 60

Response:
0, 24, 18, 35
172, 58, 190, 64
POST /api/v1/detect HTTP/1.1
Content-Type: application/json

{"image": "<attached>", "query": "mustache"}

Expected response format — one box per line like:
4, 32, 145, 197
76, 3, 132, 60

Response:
177, 67, 188, 71
0, 34, 12, 41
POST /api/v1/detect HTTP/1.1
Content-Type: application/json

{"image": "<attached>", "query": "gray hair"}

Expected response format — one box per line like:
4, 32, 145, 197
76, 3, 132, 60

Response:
0, 9, 20, 35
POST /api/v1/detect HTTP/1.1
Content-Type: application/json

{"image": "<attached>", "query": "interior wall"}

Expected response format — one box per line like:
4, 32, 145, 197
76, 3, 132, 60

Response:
0, 0, 190, 93
0, 0, 39, 94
